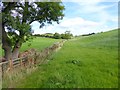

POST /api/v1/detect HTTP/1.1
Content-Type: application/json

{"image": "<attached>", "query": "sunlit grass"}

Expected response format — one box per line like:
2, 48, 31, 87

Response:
15, 29, 118, 88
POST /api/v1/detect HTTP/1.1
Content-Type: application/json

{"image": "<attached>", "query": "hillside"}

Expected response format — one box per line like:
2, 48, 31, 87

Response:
3, 29, 118, 88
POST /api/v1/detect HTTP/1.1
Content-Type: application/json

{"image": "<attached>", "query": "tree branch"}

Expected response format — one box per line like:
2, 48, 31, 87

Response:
2, 2, 16, 13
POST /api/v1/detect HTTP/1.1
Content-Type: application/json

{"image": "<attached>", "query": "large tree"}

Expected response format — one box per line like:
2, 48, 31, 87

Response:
1, 1, 64, 61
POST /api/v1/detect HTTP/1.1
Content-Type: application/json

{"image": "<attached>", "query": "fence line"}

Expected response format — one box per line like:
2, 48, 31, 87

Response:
0, 40, 66, 73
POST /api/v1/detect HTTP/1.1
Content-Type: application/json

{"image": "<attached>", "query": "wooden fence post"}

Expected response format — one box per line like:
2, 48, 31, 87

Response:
9, 59, 13, 70
33, 52, 36, 65
6, 59, 13, 72
20, 58, 23, 67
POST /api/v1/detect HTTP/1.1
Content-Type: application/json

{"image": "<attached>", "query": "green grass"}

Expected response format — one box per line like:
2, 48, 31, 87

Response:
14, 29, 118, 88
20, 37, 61, 52
0, 37, 60, 57
2, 37, 61, 88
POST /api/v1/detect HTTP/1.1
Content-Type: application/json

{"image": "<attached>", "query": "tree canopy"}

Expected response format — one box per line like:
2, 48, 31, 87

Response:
1, 1, 65, 60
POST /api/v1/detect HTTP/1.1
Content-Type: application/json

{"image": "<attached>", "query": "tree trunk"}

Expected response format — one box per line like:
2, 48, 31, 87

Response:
12, 48, 20, 60
4, 47, 12, 61
2, 23, 12, 61
12, 41, 22, 59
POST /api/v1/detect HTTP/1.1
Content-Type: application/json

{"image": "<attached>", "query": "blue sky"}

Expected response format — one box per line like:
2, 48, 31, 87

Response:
31, 0, 118, 35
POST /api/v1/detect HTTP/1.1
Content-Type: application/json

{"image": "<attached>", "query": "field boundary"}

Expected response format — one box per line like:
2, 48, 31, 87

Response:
0, 40, 66, 73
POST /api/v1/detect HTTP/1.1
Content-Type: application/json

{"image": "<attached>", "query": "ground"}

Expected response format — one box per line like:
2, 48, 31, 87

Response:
3, 29, 118, 88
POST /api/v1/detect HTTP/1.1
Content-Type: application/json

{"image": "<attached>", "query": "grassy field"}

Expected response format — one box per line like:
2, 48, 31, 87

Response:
13, 29, 118, 88
0, 37, 60, 57
20, 37, 61, 52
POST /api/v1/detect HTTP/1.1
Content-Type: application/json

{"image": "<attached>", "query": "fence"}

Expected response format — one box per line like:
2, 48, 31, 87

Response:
0, 40, 66, 73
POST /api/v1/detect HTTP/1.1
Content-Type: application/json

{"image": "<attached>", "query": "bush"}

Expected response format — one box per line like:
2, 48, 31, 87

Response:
61, 31, 73, 39
53, 33, 61, 39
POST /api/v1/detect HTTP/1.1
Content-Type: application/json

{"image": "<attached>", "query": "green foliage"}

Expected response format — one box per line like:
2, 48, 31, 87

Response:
61, 31, 73, 39
34, 31, 73, 40
53, 32, 61, 39
34, 33, 54, 38
2, 2, 65, 52
53, 31, 73, 39
35, 2, 65, 27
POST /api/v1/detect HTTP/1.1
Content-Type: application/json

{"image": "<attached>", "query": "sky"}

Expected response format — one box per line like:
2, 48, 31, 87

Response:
31, 0, 118, 35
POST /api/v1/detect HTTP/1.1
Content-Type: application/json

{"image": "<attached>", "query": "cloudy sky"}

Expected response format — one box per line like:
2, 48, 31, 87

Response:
31, 0, 118, 35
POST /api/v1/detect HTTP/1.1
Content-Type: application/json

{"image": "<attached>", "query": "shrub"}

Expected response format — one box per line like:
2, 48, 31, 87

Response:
53, 33, 61, 39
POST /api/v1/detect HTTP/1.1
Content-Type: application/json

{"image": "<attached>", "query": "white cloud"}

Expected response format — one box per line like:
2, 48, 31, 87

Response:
32, 17, 105, 35
75, 1, 118, 25
31, 1, 118, 36
60, 17, 99, 27
32, 15, 117, 35
59, 17, 100, 28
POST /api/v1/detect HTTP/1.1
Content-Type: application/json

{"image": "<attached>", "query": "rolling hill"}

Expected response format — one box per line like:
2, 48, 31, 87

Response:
3, 29, 118, 88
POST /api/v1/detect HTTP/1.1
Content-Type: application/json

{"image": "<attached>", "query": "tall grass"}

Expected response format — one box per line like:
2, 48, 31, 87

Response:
2, 37, 61, 88
14, 30, 118, 88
